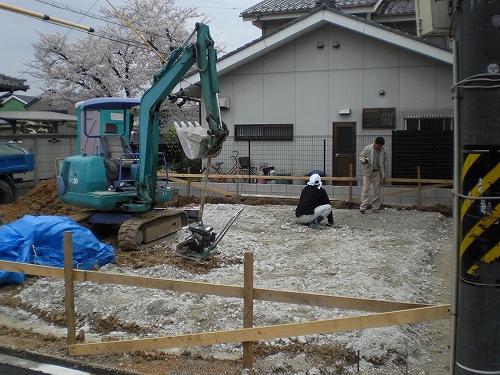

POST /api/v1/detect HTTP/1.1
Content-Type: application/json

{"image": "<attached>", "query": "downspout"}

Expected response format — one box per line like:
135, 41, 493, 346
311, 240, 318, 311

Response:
415, 0, 423, 36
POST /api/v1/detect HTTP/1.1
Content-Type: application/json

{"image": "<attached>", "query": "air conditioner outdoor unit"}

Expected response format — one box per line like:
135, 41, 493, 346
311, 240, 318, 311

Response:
415, 0, 453, 37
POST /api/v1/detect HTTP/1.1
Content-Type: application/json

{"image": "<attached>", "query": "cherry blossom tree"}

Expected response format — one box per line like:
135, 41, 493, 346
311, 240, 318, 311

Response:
27, 0, 209, 108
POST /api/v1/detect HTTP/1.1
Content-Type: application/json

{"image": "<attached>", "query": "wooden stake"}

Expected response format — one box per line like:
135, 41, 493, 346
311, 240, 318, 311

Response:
63, 231, 76, 346
243, 252, 254, 369
349, 163, 353, 201
417, 166, 422, 206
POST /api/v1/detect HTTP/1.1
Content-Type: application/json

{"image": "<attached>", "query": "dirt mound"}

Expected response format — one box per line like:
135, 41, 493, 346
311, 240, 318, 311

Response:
0, 179, 85, 225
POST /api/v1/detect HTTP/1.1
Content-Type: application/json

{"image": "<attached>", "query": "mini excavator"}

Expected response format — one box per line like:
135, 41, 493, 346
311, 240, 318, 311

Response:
57, 23, 232, 254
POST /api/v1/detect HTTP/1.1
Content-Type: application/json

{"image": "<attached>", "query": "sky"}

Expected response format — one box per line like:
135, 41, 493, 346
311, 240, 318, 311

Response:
0, 0, 261, 95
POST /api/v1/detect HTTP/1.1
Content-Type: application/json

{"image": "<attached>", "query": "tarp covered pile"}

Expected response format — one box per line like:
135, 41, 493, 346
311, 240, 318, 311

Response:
0, 215, 114, 284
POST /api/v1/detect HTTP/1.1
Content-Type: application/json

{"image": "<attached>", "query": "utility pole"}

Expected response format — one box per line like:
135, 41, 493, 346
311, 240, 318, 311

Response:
453, 1, 500, 374
0, 2, 94, 32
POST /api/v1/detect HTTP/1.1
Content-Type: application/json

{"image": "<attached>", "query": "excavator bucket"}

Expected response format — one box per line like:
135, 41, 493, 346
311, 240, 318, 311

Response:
174, 121, 221, 160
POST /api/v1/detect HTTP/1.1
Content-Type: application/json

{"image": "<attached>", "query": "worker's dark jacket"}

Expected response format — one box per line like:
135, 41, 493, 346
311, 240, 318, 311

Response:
295, 185, 331, 217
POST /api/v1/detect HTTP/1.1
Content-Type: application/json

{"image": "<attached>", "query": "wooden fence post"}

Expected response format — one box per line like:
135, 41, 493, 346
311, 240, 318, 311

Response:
64, 231, 76, 346
187, 167, 191, 196
243, 252, 254, 369
349, 164, 353, 202
417, 166, 422, 206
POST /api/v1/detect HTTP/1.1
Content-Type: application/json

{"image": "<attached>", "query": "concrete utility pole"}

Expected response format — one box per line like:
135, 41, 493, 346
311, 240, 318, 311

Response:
453, 1, 500, 374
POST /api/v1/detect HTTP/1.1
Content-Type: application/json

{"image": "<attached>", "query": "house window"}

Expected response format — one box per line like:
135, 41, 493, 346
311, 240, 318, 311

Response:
234, 124, 293, 141
404, 115, 454, 130
362, 108, 396, 129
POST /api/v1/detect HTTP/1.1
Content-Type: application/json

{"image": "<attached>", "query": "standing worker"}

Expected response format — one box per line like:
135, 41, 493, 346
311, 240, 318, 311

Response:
359, 137, 388, 213
295, 173, 334, 229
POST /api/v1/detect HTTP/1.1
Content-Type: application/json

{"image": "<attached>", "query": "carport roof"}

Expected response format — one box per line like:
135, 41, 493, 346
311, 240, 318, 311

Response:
0, 111, 77, 123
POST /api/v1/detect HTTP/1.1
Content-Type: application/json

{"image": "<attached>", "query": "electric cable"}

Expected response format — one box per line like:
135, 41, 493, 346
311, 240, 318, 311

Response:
34, 0, 199, 46
452, 191, 500, 200
452, 73, 500, 89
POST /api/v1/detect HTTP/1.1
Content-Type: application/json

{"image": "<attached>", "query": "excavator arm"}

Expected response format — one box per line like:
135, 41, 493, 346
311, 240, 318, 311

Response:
137, 22, 228, 208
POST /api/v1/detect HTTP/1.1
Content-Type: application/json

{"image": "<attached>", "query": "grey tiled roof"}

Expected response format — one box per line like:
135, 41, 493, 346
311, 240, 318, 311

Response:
0, 74, 29, 92
378, 0, 414, 16
242, 0, 316, 14
242, 0, 413, 15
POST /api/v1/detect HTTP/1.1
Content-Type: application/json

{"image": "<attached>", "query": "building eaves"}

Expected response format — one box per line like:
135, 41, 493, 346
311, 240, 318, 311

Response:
0, 74, 29, 92
231, 6, 449, 62
243, 0, 316, 15
14, 95, 38, 105
242, 0, 396, 16
1, 94, 38, 106
0, 111, 77, 123
175, 7, 451, 97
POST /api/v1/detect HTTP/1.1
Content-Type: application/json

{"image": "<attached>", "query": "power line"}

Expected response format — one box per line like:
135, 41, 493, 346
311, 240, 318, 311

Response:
34, 0, 127, 28
25, 1, 180, 59
34, 0, 183, 43
14, 15, 168, 81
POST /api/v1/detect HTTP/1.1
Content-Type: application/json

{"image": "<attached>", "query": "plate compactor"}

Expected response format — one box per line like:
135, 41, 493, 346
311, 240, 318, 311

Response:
176, 207, 244, 260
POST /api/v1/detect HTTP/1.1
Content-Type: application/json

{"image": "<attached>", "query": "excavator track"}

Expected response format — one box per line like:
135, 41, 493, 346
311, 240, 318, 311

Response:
118, 209, 188, 251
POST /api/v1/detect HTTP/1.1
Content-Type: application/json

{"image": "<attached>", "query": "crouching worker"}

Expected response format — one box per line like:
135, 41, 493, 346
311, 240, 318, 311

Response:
295, 174, 334, 229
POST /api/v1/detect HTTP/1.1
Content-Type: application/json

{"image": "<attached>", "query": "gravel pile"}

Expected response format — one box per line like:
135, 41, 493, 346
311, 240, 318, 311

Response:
3, 203, 453, 374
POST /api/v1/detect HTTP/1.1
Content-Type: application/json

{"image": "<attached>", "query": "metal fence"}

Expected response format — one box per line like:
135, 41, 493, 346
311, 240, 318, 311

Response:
165, 135, 392, 179
166, 131, 456, 182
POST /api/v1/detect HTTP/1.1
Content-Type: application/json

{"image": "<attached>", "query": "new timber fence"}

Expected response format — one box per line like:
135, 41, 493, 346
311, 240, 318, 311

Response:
169, 165, 454, 207
0, 232, 451, 371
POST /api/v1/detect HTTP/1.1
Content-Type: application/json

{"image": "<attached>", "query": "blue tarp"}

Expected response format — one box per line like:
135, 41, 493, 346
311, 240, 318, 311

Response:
0, 215, 115, 285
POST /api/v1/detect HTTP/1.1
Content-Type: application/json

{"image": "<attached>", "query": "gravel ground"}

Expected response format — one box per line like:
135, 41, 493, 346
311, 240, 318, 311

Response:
0, 199, 454, 374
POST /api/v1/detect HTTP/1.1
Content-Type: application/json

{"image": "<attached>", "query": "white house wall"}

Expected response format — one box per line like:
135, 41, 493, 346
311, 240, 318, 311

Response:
264, 72, 296, 123
436, 65, 454, 111
210, 24, 453, 138
329, 68, 363, 116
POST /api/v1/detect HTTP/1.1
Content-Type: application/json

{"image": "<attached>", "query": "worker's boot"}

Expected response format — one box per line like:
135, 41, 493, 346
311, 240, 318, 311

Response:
308, 216, 324, 229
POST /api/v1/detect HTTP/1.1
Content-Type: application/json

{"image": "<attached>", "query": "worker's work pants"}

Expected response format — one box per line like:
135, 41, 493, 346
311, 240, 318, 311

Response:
296, 204, 332, 224
360, 170, 382, 210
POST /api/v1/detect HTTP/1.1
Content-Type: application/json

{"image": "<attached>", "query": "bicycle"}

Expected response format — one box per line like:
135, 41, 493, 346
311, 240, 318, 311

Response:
199, 152, 256, 183
200, 161, 226, 182
226, 151, 256, 183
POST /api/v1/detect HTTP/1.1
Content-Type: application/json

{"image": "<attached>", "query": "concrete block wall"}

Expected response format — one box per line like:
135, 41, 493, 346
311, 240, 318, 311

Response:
168, 181, 453, 207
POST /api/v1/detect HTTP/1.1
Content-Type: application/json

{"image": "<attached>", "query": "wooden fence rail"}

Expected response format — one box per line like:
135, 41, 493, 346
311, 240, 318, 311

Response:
169, 168, 453, 203
0, 233, 451, 370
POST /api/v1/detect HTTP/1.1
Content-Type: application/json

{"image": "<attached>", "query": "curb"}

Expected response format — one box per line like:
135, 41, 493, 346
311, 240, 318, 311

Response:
0, 344, 142, 375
